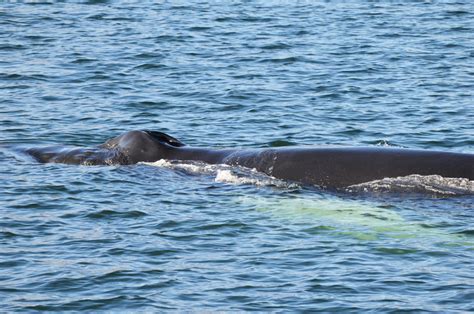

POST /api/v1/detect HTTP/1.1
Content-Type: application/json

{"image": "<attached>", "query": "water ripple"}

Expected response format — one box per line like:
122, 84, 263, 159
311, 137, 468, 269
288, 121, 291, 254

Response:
1, 1, 473, 312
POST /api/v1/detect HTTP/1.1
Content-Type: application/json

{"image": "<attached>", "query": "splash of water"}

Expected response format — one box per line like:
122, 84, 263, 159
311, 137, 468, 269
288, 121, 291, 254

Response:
143, 159, 298, 189
347, 174, 474, 196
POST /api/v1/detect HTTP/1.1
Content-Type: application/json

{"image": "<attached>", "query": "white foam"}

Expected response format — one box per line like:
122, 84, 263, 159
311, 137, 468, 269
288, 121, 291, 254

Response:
148, 159, 173, 167
142, 160, 298, 189
143, 159, 223, 175
214, 169, 292, 187
215, 169, 258, 185
347, 174, 474, 195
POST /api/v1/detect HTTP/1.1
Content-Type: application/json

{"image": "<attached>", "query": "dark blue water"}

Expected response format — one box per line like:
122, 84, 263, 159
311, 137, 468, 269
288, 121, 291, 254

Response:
1, 1, 474, 311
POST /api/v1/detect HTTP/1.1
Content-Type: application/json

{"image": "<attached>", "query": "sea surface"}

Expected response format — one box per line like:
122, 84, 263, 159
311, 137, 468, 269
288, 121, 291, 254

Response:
1, 0, 474, 311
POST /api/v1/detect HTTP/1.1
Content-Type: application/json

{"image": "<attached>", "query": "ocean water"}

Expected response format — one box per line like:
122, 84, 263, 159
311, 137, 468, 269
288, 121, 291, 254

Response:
1, 1, 474, 311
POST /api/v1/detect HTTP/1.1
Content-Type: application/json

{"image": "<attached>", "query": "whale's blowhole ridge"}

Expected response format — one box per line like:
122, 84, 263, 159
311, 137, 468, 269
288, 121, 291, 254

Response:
144, 130, 185, 148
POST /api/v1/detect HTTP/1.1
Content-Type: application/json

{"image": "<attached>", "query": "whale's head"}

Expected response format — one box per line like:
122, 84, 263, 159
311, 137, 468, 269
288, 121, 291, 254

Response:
105, 130, 185, 163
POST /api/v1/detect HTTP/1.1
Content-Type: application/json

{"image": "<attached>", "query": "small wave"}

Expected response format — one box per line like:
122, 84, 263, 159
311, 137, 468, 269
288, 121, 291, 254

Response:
373, 140, 400, 148
347, 175, 474, 196
0, 44, 27, 51
257, 56, 300, 64
132, 63, 168, 71
267, 140, 297, 147
142, 160, 298, 189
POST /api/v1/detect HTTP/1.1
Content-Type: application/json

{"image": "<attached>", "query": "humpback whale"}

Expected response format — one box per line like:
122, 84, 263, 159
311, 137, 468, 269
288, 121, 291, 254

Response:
25, 130, 474, 189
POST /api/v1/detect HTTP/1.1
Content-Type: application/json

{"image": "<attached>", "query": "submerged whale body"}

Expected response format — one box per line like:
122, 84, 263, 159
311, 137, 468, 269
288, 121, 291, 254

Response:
26, 130, 474, 189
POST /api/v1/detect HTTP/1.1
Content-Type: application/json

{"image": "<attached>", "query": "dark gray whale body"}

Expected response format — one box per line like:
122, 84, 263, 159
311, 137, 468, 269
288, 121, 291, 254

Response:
26, 130, 474, 189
